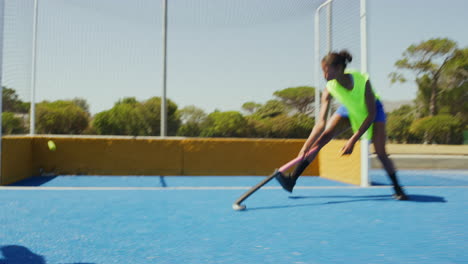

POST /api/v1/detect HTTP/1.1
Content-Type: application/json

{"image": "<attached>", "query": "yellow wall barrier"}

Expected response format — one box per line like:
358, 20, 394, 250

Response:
319, 140, 361, 185
32, 136, 183, 176
2, 136, 363, 185
1, 136, 33, 185
182, 138, 318, 176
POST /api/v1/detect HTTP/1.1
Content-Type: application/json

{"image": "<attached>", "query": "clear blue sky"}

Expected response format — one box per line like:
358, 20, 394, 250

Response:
2, 0, 467, 114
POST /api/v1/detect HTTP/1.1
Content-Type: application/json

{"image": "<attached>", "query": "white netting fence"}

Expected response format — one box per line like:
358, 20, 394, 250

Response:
2, 0, 364, 133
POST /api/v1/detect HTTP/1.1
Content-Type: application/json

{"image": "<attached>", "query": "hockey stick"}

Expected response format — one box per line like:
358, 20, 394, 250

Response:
232, 145, 319, 211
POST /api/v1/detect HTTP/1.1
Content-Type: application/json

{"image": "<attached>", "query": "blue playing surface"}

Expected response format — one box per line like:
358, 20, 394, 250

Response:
1, 170, 467, 264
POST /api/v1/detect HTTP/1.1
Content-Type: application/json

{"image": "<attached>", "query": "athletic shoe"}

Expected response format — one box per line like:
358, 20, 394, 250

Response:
393, 186, 408, 200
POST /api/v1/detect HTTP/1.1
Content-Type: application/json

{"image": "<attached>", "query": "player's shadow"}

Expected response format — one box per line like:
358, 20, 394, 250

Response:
0, 245, 45, 264
247, 194, 446, 211
8, 176, 58, 187
160, 176, 167, 187
289, 194, 447, 203
0, 245, 95, 264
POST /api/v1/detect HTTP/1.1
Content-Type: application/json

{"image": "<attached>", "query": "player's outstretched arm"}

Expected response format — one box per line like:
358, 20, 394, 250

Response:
299, 89, 332, 158
341, 80, 377, 155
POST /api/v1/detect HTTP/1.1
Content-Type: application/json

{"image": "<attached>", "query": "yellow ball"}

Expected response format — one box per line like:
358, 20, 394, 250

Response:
48, 140, 56, 151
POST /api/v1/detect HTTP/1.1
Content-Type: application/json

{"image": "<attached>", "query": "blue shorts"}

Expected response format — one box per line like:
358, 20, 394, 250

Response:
335, 100, 386, 122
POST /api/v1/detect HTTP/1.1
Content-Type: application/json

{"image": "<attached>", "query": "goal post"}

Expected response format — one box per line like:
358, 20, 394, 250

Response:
360, 0, 370, 187
314, 0, 370, 187
0, 0, 5, 184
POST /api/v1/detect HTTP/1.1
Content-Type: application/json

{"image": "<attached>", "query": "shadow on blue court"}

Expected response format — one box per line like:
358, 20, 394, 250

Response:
290, 194, 447, 203
0, 245, 46, 264
246, 194, 446, 211
0, 245, 94, 264
160, 176, 167, 187
11, 176, 59, 187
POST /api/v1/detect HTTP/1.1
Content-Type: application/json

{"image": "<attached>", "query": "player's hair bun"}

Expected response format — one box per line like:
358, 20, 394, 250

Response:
338, 50, 352, 64
321, 50, 353, 68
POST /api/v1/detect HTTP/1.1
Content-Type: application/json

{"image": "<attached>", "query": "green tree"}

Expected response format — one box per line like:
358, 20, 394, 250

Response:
92, 97, 149, 136
141, 97, 180, 136
390, 38, 458, 116
386, 105, 417, 143
200, 111, 250, 137
410, 115, 463, 144
2, 112, 27, 134
413, 75, 432, 117
36, 100, 90, 134
177, 122, 202, 137
2, 87, 29, 113
412, 48, 468, 121
441, 48, 468, 90
241, 102, 262, 115
252, 100, 287, 119
92, 97, 181, 136
439, 48, 468, 125
246, 113, 314, 138
72, 98, 90, 113
439, 82, 468, 125
270, 113, 314, 138
176, 105, 206, 137
273, 86, 316, 115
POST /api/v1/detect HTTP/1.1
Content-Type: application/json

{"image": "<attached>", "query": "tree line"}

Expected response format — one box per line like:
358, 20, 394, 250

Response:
2, 38, 467, 144
1, 86, 317, 139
